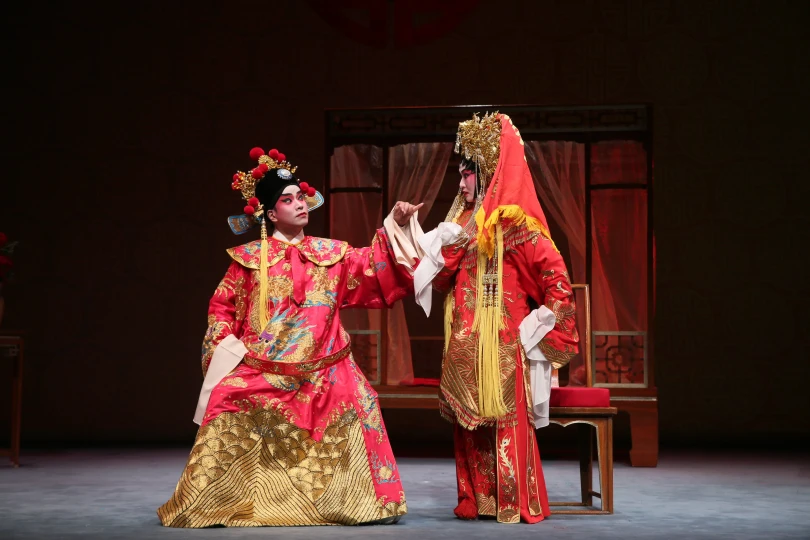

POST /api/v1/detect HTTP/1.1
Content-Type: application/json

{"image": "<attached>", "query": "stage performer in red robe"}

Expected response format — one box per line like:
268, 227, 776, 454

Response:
158, 147, 423, 527
413, 113, 579, 523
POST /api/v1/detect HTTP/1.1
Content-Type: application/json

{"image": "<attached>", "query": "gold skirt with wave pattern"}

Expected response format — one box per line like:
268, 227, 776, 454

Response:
158, 402, 406, 527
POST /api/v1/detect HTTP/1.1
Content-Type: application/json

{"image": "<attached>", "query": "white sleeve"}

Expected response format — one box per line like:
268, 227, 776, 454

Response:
193, 334, 248, 425
412, 222, 463, 317
519, 305, 557, 428
382, 210, 425, 274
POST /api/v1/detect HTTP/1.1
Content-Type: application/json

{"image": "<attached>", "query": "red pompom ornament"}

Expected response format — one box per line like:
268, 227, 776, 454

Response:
298, 182, 310, 191
251, 168, 264, 179
248, 197, 259, 207
244, 205, 255, 215
249, 147, 265, 161
268, 149, 279, 160
232, 173, 240, 182
277, 152, 286, 162
307, 187, 316, 197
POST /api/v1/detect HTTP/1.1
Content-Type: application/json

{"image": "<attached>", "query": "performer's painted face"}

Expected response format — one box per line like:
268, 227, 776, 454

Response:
269, 185, 309, 229
459, 163, 476, 203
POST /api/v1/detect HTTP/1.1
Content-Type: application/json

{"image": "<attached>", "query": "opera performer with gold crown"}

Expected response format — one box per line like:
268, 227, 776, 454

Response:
413, 113, 580, 523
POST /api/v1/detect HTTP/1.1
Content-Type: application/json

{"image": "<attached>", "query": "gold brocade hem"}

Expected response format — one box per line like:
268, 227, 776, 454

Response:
439, 393, 518, 430
158, 404, 407, 528
476, 493, 497, 517
441, 332, 521, 421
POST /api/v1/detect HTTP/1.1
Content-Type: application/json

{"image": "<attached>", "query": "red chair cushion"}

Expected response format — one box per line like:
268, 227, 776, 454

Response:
550, 386, 611, 408
396, 379, 610, 408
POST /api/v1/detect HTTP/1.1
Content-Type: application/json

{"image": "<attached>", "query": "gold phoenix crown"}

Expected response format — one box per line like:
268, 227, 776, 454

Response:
454, 111, 502, 180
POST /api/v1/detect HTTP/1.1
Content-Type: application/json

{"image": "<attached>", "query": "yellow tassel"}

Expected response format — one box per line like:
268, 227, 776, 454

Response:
443, 292, 454, 355
471, 249, 487, 331
472, 204, 558, 418
474, 206, 487, 254
473, 223, 508, 419
476, 303, 507, 418
259, 219, 269, 329
496, 223, 505, 330
476, 204, 558, 257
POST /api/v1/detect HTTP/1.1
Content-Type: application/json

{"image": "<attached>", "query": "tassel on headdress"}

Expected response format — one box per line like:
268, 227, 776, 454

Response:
229, 147, 324, 329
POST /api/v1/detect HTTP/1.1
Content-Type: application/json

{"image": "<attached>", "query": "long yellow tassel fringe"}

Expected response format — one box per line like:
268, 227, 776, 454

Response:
473, 222, 508, 419
443, 292, 454, 355
259, 219, 270, 329
463, 203, 558, 419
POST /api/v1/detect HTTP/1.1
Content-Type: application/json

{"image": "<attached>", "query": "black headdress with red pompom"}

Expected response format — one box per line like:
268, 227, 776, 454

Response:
228, 147, 323, 235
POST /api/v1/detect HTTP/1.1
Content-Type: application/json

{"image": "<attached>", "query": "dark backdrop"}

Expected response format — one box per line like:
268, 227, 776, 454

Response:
1, 1, 808, 451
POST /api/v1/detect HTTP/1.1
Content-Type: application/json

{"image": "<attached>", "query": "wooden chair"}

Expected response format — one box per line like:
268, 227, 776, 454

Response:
548, 284, 617, 514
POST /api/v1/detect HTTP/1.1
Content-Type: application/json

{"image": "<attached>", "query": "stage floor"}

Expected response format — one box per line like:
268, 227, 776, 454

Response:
1, 449, 808, 539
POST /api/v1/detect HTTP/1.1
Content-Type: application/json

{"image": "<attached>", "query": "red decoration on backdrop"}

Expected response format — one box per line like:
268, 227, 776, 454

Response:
307, 0, 481, 48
